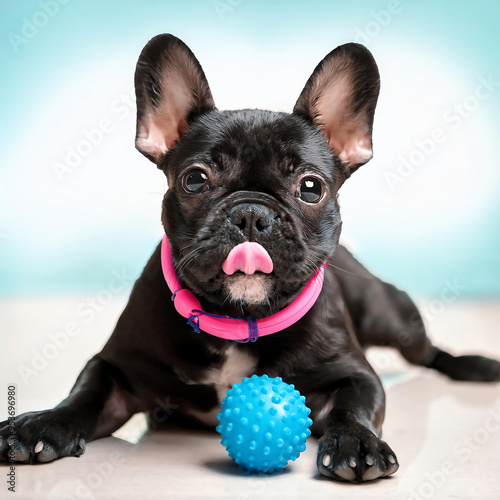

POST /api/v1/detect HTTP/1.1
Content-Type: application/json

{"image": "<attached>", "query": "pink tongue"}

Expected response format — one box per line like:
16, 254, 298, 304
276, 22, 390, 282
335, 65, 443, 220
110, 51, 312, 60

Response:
222, 242, 273, 275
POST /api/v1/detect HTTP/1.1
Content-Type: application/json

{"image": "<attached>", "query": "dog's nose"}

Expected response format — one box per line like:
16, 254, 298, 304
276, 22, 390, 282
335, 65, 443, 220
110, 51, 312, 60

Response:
229, 203, 275, 240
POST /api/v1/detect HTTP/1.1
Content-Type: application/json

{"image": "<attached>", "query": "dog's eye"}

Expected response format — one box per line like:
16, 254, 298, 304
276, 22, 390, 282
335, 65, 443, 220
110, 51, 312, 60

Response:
297, 178, 324, 203
183, 169, 210, 193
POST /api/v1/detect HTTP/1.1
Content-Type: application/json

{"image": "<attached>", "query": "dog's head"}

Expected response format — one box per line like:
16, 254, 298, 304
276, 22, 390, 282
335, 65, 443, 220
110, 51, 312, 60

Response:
134, 35, 379, 313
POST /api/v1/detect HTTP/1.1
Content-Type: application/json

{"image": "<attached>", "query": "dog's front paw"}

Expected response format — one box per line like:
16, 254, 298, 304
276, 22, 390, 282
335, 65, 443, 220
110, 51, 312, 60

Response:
0, 408, 87, 464
317, 423, 399, 482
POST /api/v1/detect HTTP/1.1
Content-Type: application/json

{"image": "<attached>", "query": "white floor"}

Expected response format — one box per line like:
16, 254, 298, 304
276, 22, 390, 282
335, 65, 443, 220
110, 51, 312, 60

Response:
1, 297, 500, 499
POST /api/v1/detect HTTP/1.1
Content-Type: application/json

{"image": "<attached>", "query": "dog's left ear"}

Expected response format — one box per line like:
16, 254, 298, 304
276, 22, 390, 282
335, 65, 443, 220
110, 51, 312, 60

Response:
294, 43, 380, 176
134, 34, 216, 164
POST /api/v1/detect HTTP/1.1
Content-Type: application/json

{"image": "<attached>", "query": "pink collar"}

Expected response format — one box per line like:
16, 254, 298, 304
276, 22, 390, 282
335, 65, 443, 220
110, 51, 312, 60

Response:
161, 235, 326, 342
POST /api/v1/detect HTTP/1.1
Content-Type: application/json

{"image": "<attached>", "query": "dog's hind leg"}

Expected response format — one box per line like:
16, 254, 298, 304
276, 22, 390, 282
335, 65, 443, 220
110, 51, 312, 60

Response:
331, 245, 500, 382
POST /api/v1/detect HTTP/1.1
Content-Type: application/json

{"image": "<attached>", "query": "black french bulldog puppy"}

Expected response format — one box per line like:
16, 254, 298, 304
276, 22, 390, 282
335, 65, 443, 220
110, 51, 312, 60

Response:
1, 34, 499, 482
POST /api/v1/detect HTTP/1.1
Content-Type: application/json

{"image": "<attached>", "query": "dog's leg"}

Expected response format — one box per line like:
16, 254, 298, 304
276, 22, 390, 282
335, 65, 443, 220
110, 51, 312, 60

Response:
295, 353, 399, 482
0, 244, 208, 464
332, 245, 500, 381
0, 355, 138, 464
368, 282, 500, 381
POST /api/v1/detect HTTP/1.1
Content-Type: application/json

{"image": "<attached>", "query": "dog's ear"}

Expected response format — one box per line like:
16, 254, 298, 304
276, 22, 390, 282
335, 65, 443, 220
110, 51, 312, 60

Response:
134, 34, 215, 163
294, 43, 380, 176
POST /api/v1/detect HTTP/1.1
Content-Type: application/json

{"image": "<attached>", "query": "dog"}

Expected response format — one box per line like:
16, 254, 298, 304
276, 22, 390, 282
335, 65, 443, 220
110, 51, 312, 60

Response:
1, 34, 499, 483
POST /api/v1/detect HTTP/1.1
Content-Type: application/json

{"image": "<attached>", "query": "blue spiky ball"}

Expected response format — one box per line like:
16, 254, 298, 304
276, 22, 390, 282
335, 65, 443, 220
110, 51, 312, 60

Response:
216, 374, 313, 473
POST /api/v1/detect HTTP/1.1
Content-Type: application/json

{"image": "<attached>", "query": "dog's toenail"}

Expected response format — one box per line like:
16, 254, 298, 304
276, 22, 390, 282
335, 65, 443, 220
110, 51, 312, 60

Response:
78, 438, 86, 453
388, 455, 396, 464
34, 441, 44, 454
322, 454, 331, 467
365, 455, 374, 466
349, 458, 356, 468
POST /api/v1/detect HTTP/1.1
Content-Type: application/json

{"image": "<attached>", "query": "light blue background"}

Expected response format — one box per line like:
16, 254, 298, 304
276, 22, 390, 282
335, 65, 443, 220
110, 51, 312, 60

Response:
1, 0, 499, 298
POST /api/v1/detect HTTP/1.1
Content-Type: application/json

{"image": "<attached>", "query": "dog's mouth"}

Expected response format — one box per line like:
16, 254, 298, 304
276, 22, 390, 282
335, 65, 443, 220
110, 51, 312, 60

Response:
223, 272, 275, 305
221, 242, 275, 305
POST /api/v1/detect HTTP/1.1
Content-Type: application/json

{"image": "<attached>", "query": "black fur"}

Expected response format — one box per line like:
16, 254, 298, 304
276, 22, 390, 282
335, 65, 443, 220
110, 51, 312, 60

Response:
1, 34, 498, 483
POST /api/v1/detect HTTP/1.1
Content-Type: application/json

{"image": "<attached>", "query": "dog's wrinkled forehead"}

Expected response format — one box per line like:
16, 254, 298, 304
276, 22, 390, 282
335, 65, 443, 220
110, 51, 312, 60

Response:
162, 109, 336, 191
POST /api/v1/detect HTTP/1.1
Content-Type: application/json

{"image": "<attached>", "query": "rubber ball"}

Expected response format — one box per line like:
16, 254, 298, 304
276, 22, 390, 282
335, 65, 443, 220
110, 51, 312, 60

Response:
216, 374, 313, 473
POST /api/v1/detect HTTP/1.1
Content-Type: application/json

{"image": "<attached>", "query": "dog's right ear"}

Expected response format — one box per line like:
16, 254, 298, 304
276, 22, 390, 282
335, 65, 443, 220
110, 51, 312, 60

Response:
134, 34, 215, 164
293, 43, 380, 177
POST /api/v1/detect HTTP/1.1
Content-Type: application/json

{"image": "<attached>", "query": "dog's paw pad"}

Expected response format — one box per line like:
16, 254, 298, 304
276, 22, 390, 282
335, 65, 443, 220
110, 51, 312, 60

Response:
363, 462, 383, 480
36, 442, 58, 463
317, 424, 399, 482
77, 438, 86, 455
381, 453, 399, 477
0, 409, 87, 464
333, 462, 356, 481
6, 439, 30, 463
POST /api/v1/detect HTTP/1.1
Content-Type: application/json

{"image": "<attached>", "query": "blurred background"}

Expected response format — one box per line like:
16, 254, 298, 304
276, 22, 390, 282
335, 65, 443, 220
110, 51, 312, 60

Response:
0, 1, 499, 411
2, 5, 500, 497
1, 0, 500, 297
